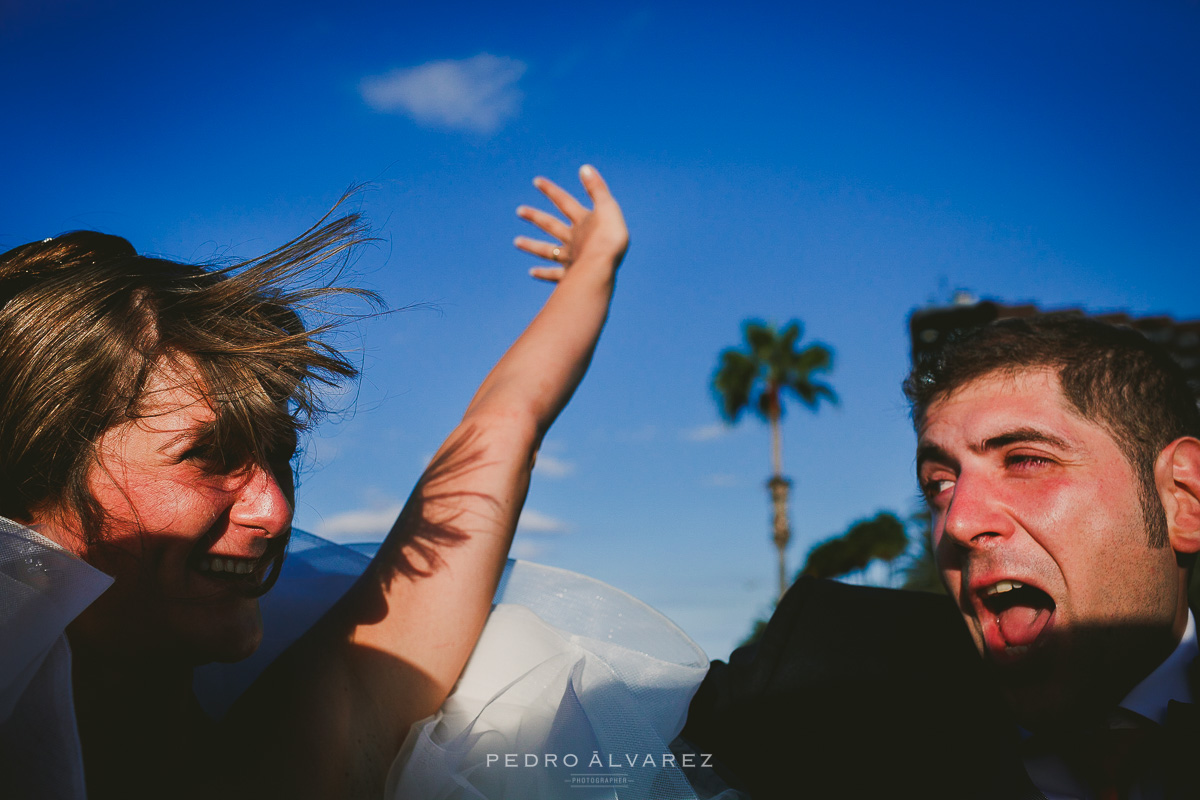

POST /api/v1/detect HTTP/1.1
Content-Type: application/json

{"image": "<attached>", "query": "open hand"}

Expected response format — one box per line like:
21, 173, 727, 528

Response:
514, 164, 629, 283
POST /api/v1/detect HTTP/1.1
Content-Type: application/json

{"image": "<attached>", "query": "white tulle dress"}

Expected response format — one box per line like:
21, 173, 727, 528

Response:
6, 524, 737, 799
385, 560, 733, 799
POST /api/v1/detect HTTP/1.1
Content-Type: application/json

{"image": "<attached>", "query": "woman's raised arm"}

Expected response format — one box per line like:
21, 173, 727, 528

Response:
222, 166, 628, 798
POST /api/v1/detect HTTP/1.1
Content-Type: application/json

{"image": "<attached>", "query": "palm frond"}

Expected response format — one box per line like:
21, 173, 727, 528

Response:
712, 349, 758, 422
712, 319, 836, 426
792, 379, 838, 409
794, 342, 833, 373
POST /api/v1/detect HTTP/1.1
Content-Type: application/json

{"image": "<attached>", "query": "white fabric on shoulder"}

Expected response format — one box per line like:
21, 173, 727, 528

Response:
0, 516, 112, 800
0, 517, 112, 719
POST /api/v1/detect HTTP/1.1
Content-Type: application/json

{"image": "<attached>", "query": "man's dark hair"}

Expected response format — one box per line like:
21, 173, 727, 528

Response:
903, 314, 1200, 547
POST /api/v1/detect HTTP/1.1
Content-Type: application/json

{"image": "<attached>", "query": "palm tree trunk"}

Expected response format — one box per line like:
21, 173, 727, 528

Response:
767, 412, 791, 601
769, 407, 783, 479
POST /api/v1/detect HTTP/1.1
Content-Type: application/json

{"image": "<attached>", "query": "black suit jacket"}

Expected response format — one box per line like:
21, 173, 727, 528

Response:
682, 578, 1040, 799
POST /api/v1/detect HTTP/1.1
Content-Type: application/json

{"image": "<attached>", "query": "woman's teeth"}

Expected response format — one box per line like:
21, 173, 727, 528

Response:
196, 556, 258, 575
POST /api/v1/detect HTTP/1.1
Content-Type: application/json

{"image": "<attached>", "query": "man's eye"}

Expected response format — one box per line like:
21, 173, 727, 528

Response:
1007, 453, 1053, 469
921, 477, 955, 500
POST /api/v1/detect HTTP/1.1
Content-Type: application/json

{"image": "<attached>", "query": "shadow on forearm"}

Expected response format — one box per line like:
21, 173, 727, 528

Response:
367, 425, 506, 587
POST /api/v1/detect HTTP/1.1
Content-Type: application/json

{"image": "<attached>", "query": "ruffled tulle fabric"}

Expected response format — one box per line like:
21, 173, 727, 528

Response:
386, 561, 740, 800
194, 533, 740, 799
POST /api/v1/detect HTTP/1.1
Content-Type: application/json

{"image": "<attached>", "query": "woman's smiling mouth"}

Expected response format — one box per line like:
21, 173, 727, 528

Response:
187, 532, 289, 594
195, 554, 264, 576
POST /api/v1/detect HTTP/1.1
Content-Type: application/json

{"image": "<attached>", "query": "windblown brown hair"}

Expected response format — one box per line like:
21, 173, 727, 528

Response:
904, 314, 1200, 547
0, 203, 381, 546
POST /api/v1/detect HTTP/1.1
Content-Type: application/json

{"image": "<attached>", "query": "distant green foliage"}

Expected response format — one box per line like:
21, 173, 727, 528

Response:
899, 509, 946, 594
740, 510, 936, 650
799, 512, 908, 580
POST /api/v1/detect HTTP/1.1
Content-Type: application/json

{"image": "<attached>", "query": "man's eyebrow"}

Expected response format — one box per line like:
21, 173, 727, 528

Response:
915, 428, 1075, 472
978, 428, 1074, 453
915, 442, 953, 473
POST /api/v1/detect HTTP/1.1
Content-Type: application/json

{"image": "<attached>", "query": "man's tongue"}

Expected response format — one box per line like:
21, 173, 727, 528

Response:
996, 604, 1052, 648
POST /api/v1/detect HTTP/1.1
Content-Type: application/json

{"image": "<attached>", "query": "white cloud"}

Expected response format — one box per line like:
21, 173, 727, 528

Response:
534, 454, 575, 478
510, 539, 545, 560
313, 504, 403, 542
518, 509, 571, 534
682, 423, 728, 442
360, 53, 526, 134
310, 501, 568, 543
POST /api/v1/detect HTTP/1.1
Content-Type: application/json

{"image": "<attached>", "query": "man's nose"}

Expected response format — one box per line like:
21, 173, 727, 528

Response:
939, 471, 1014, 547
229, 463, 294, 537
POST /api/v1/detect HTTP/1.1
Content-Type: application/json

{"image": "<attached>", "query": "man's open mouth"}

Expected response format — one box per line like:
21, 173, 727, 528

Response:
978, 579, 1056, 661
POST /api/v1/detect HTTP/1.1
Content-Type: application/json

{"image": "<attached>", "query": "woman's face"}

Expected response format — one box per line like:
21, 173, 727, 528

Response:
36, 359, 294, 664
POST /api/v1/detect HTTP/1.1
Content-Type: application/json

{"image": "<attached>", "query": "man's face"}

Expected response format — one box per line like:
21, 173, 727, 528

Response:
917, 368, 1188, 730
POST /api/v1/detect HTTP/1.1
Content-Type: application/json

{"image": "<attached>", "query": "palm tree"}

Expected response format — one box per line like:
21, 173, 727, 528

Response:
713, 320, 836, 601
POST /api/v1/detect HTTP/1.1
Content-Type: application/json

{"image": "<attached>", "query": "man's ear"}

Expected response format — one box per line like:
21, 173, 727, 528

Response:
1157, 437, 1200, 554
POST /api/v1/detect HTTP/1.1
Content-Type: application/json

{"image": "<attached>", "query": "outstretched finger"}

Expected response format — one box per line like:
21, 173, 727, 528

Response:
514, 236, 569, 263
533, 176, 588, 223
528, 266, 566, 283
577, 164, 613, 205
517, 205, 571, 243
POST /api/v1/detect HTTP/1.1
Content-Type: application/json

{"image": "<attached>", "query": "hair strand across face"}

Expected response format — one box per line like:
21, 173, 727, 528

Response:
0, 197, 383, 545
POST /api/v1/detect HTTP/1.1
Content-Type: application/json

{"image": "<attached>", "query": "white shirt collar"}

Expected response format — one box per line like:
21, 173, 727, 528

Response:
1119, 608, 1196, 725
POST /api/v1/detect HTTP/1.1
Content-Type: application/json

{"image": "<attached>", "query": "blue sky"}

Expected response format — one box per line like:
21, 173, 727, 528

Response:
4, 0, 1198, 658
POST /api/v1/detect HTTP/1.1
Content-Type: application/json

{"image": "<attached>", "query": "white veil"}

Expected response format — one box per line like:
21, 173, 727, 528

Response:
197, 532, 738, 799
388, 560, 739, 800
